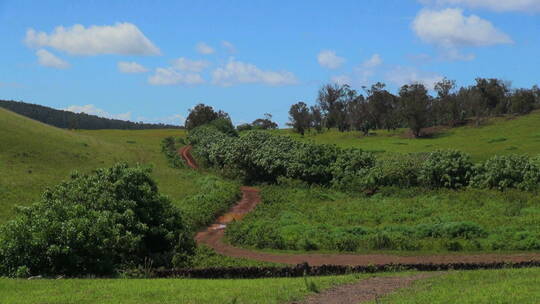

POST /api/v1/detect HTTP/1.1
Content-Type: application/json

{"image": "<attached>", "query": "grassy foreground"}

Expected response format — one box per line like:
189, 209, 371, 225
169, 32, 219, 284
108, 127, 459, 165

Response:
374, 268, 540, 304
275, 110, 540, 161
0, 274, 363, 304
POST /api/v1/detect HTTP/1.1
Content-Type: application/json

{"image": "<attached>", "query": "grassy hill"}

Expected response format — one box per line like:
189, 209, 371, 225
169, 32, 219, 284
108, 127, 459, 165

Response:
0, 107, 198, 223
275, 110, 540, 161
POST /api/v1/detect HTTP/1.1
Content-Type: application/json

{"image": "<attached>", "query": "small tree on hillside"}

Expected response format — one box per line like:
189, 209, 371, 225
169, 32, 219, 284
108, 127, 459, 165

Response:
288, 101, 311, 135
185, 103, 229, 130
252, 113, 278, 130
399, 83, 430, 138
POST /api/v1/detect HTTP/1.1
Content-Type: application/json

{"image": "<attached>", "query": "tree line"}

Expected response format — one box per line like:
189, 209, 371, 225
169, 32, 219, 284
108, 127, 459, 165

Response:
288, 78, 540, 137
0, 100, 183, 130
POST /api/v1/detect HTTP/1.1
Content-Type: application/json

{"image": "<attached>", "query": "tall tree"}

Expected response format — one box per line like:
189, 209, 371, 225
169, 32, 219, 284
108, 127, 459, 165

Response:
185, 103, 229, 130
310, 105, 323, 133
398, 83, 430, 138
252, 113, 278, 130
288, 102, 311, 135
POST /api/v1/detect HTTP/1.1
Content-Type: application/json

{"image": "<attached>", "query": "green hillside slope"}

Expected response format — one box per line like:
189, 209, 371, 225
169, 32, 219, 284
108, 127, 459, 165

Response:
275, 111, 540, 160
0, 108, 196, 222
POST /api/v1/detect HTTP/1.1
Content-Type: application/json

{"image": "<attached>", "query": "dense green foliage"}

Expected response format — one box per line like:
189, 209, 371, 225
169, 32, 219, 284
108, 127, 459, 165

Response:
189, 125, 375, 185
471, 154, 540, 191
0, 164, 195, 277
190, 125, 540, 192
226, 185, 540, 253
160, 136, 186, 168
0, 100, 181, 130
375, 268, 540, 304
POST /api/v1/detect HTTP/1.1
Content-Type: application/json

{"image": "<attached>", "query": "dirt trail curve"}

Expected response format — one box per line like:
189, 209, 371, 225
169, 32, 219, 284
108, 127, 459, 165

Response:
181, 145, 540, 266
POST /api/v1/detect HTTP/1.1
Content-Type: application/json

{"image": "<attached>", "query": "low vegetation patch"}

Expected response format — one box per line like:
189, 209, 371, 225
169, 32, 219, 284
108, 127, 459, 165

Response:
226, 185, 540, 253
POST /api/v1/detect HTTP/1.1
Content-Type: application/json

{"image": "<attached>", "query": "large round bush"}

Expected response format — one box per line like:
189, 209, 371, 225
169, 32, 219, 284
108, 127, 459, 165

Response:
0, 163, 195, 277
418, 150, 474, 188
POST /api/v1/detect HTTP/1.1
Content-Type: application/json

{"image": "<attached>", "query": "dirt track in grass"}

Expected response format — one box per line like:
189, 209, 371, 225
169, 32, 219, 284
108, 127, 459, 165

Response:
181, 146, 540, 266
292, 272, 443, 304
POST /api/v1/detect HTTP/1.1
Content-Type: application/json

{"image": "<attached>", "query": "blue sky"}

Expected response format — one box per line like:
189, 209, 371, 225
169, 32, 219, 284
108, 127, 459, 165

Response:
1, 0, 539, 126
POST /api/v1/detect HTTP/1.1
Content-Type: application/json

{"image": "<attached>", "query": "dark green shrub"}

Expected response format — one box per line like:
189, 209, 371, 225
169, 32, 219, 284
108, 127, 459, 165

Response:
369, 153, 425, 188
419, 150, 474, 188
161, 136, 186, 168
471, 154, 540, 191
0, 163, 195, 277
415, 221, 487, 239
330, 148, 375, 190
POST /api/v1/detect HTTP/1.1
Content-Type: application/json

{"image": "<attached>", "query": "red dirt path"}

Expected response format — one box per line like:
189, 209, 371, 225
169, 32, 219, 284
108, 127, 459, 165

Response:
182, 145, 540, 266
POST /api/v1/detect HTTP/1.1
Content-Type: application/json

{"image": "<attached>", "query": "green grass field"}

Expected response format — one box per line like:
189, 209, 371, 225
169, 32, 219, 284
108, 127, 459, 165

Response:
274, 111, 540, 161
373, 268, 540, 304
0, 108, 201, 223
0, 273, 365, 304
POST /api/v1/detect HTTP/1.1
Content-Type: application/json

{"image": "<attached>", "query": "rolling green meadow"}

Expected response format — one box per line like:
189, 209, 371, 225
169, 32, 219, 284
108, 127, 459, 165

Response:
2, 106, 540, 303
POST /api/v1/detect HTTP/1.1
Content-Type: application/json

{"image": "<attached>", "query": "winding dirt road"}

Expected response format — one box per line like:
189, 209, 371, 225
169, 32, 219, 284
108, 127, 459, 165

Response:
180, 145, 540, 266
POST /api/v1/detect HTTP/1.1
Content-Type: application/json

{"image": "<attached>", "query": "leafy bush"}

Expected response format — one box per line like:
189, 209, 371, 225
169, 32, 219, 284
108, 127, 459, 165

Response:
419, 150, 474, 188
471, 154, 540, 191
368, 153, 425, 188
161, 136, 186, 168
0, 163, 195, 277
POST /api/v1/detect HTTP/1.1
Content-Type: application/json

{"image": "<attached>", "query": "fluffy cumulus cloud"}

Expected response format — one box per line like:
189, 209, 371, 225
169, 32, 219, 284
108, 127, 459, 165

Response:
25, 23, 160, 56
362, 54, 383, 69
36, 49, 70, 69
65, 104, 131, 120
413, 8, 513, 48
196, 42, 215, 55
385, 66, 443, 90
172, 57, 210, 72
212, 58, 298, 86
117, 61, 148, 73
419, 0, 540, 12
148, 67, 205, 86
317, 50, 346, 69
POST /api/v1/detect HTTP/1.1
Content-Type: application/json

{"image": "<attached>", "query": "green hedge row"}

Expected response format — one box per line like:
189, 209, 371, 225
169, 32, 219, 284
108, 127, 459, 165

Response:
188, 126, 540, 191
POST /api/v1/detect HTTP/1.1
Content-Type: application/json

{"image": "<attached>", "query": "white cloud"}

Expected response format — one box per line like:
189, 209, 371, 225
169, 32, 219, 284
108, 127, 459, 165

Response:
317, 50, 346, 69
222, 41, 236, 53
419, 0, 540, 12
25, 23, 160, 56
196, 42, 215, 55
65, 104, 131, 120
171, 57, 210, 72
385, 66, 443, 90
117, 61, 148, 73
212, 58, 298, 86
148, 67, 205, 86
36, 49, 70, 69
362, 54, 383, 68
412, 8, 513, 48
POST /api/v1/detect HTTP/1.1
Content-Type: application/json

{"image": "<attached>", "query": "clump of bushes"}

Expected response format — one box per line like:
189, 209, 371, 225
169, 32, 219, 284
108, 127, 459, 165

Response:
418, 150, 474, 188
471, 154, 540, 191
161, 136, 186, 168
0, 163, 195, 277
189, 124, 540, 192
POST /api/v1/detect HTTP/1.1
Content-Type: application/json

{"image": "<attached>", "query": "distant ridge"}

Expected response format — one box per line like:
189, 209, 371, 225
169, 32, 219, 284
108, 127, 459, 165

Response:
0, 99, 183, 130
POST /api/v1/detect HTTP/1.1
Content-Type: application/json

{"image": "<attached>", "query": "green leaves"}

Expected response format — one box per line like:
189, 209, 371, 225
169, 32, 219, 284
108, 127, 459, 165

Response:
0, 163, 195, 277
